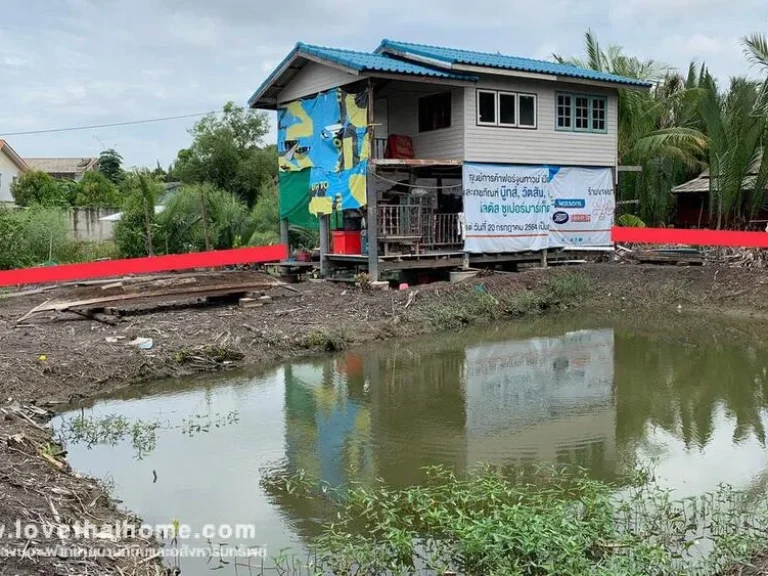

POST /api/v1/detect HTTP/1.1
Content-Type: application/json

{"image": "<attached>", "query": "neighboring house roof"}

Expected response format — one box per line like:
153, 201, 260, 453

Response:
24, 157, 98, 177
249, 39, 651, 109
0, 140, 30, 172
672, 170, 765, 194
377, 40, 653, 89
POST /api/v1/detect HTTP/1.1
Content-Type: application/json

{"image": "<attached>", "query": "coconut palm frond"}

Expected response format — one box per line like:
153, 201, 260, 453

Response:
743, 33, 768, 71
631, 128, 707, 167
584, 29, 603, 71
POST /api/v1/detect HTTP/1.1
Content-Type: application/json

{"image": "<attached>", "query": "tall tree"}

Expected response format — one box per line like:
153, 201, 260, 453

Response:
171, 102, 275, 206
98, 149, 124, 184
10, 171, 70, 207
74, 172, 120, 207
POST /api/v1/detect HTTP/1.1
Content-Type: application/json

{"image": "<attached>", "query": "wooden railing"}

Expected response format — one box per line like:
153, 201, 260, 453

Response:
373, 138, 387, 159
377, 205, 423, 239
376, 207, 462, 251
433, 213, 461, 246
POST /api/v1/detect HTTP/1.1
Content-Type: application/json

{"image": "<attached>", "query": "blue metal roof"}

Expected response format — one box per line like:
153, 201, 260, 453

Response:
295, 43, 474, 80
377, 39, 653, 88
248, 42, 475, 108
248, 38, 651, 109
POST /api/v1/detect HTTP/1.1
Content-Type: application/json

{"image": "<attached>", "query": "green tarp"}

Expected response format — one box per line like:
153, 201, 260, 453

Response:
278, 169, 319, 230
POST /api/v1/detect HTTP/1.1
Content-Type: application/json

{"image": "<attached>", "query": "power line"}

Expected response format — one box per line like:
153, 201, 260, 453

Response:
0, 111, 218, 137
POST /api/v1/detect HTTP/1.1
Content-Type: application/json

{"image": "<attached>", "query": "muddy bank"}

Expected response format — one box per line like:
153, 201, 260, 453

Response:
3, 263, 768, 405
1, 263, 768, 575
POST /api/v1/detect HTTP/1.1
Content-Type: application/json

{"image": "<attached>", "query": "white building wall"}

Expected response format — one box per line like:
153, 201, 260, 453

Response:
0, 150, 22, 204
277, 61, 359, 103
463, 76, 619, 168
383, 84, 464, 159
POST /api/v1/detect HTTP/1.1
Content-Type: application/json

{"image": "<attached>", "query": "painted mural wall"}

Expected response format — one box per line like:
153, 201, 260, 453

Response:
277, 88, 370, 222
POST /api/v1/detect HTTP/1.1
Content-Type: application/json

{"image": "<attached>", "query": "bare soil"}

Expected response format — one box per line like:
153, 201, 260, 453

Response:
2, 263, 768, 575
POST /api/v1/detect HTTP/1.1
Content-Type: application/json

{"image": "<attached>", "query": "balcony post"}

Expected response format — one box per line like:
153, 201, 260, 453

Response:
366, 78, 379, 282
319, 214, 330, 276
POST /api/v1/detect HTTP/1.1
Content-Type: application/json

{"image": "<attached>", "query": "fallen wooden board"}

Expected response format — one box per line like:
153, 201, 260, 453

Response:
634, 250, 704, 266
18, 282, 281, 321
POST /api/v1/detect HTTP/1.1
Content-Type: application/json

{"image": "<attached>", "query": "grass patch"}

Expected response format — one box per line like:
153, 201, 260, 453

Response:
301, 325, 353, 352
546, 272, 593, 301
262, 466, 768, 576
421, 273, 593, 332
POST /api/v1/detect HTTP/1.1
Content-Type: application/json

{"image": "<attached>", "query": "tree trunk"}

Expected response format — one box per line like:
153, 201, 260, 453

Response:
199, 188, 212, 251
144, 205, 154, 256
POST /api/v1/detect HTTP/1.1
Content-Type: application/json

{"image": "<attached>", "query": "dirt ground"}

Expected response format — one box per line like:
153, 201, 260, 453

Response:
2, 262, 768, 575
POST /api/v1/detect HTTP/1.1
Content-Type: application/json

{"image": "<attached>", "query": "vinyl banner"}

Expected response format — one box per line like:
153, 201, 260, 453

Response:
277, 88, 370, 216
463, 164, 551, 253
462, 163, 614, 252
548, 167, 615, 248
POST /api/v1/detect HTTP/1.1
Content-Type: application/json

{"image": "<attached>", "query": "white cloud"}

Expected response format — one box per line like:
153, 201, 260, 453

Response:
0, 0, 760, 167
533, 42, 559, 62
168, 12, 220, 47
662, 33, 726, 57
610, 0, 725, 21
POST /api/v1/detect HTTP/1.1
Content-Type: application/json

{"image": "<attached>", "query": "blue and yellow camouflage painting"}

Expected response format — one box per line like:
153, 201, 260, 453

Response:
277, 88, 369, 216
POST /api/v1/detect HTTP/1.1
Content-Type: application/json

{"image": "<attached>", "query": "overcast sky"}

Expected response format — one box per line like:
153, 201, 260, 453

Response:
0, 0, 765, 168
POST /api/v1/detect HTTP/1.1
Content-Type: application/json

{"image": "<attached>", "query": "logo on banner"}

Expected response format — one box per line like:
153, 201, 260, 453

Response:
552, 211, 569, 225
554, 199, 586, 209
571, 214, 592, 223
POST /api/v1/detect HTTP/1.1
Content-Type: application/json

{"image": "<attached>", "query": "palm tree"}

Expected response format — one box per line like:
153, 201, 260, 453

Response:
743, 33, 768, 74
555, 31, 706, 224
697, 76, 768, 228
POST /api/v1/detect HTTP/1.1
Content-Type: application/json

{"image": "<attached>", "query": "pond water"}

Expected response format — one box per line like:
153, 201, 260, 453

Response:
53, 314, 768, 573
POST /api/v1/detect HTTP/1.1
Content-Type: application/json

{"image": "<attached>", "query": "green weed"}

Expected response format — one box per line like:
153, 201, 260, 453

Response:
262, 465, 768, 576
546, 272, 593, 301
423, 286, 549, 331
301, 326, 353, 352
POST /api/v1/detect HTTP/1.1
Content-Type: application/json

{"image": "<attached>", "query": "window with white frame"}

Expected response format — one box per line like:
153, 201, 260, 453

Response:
519, 94, 536, 128
476, 89, 537, 129
477, 90, 496, 125
556, 92, 607, 133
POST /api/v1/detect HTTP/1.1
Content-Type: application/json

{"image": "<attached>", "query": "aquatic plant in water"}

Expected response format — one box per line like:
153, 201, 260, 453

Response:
261, 465, 768, 576
59, 410, 239, 459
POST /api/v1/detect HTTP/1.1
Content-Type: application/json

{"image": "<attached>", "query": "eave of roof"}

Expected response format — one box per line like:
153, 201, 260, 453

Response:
672, 172, 765, 194
0, 140, 30, 172
248, 42, 476, 109
376, 39, 654, 89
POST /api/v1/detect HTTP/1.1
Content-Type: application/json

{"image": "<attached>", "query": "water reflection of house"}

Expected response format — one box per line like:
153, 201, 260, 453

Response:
463, 330, 616, 474
281, 328, 616, 488
283, 358, 374, 486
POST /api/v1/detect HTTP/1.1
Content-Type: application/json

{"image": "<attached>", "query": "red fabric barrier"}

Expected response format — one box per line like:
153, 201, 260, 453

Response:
0, 245, 288, 288
611, 227, 768, 248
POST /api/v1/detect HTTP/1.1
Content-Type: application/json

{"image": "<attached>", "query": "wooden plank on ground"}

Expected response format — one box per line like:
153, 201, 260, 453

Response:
18, 282, 280, 319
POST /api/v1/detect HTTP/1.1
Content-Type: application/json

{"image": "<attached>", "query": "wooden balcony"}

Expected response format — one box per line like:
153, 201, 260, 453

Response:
376, 205, 461, 255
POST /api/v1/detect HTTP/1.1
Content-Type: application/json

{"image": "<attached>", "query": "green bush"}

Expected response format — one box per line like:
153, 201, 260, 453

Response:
74, 171, 120, 207
0, 206, 72, 269
246, 183, 280, 246
113, 173, 162, 258
616, 213, 646, 228
59, 241, 118, 263
11, 171, 71, 207
0, 208, 28, 268
114, 193, 156, 258
156, 183, 250, 253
